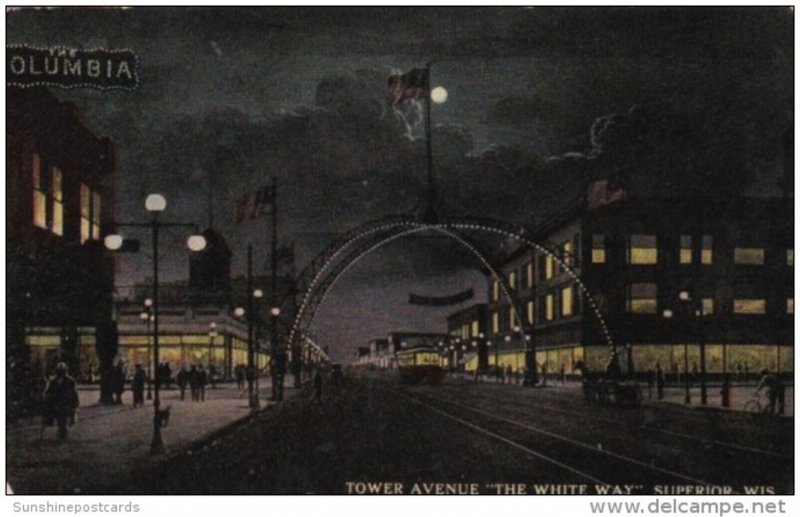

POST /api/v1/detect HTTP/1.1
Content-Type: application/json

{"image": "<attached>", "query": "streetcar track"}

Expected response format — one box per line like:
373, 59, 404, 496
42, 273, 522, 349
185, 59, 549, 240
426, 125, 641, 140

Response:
388, 388, 610, 485
403, 387, 735, 492
435, 382, 794, 461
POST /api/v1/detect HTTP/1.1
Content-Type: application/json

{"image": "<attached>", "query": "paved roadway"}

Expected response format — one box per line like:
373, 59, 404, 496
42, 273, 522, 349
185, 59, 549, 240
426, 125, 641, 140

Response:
124, 371, 793, 495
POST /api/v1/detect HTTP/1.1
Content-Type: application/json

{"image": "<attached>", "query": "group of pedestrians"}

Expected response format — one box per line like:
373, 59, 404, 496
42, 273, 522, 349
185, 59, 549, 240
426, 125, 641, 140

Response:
176, 365, 209, 401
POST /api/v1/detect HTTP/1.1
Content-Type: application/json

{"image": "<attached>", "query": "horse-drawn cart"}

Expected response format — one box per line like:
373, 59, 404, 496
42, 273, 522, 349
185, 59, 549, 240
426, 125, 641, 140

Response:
574, 360, 643, 407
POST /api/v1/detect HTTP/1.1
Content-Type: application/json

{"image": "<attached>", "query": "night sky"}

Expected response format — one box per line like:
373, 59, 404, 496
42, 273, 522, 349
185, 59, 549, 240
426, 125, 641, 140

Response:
7, 6, 793, 360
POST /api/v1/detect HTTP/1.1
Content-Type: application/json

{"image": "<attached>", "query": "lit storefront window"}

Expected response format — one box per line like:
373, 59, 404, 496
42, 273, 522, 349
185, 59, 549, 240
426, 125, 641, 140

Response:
471, 320, 479, 337
492, 312, 499, 333
733, 247, 765, 265
788, 298, 794, 314
546, 294, 554, 321
679, 235, 692, 264
787, 249, 793, 267
628, 235, 657, 265
733, 299, 766, 314
591, 234, 606, 264
627, 283, 658, 313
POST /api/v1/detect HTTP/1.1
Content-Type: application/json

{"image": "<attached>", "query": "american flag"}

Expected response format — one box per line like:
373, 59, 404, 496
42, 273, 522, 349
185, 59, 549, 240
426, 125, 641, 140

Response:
234, 186, 274, 223
387, 68, 429, 106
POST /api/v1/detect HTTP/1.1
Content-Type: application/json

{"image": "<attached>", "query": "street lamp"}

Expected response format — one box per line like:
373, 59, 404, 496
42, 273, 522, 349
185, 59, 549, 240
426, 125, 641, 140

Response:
105, 193, 206, 456
139, 309, 154, 400
679, 290, 707, 405
663, 307, 690, 404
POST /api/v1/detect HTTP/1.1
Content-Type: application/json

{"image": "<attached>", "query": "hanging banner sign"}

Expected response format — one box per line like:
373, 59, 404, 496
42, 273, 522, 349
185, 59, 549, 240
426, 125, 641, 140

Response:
6, 45, 138, 90
408, 288, 474, 307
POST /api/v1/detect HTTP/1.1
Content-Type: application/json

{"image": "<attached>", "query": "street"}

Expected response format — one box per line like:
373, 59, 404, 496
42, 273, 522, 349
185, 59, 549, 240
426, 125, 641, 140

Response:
111, 372, 794, 495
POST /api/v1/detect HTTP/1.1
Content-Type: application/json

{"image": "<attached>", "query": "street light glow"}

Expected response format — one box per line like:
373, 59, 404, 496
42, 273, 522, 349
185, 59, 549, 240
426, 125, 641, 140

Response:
139, 312, 149, 321
253, 289, 264, 299
104, 234, 123, 250
145, 193, 167, 212
679, 291, 691, 302
663, 309, 674, 319
144, 298, 153, 307
187, 234, 207, 252
270, 307, 281, 317
430, 86, 448, 104
234, 307, 245, 317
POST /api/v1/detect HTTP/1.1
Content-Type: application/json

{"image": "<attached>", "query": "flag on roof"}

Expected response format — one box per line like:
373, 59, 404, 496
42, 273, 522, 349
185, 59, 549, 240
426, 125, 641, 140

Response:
234, 185, 274, 223
387, 68, 429, 106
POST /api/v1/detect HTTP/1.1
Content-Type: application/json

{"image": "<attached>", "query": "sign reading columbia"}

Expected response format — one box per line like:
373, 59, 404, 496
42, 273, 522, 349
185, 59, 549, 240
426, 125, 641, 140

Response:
7, 45, 138, 90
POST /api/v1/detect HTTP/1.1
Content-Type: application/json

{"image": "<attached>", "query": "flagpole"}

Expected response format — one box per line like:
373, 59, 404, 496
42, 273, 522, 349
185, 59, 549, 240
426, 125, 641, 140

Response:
424, 62, 436, 223
270, 175, 282, 400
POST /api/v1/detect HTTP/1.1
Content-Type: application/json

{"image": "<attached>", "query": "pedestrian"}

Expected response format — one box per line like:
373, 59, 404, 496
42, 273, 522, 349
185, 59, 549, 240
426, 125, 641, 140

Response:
132, 364, 146, 407
235, 364, 245, 391
198, 364, 207, 402
736, 362, 743, 382
646, 367, 654, 399
43, 363, 79, 441
313, 369, 323, 404
720, 374, 731, 408
560, 363, 566, 384
177, 366, 188, 401
112, 362, 126, 405
756, 369, 782, 415
541, 362, 548, 387
506, 365, 514, 385
164, 362, 172, 389
744, 362, 750, 381
209, 363, 217, 389
656, 362, 665, 400
671, 362, 679, 384
85, 366, 94, 384
690, 362, 699, 387
189, 365, 199, 402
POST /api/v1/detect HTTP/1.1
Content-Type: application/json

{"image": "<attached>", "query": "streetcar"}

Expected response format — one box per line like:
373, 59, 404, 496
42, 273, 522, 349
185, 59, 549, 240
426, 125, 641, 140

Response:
396, 347, 446, 384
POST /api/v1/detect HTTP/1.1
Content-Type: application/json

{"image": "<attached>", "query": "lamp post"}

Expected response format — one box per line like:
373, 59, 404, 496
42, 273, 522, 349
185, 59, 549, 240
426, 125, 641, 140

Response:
270, 305, 282, 401
139, 302, 153, 400
105, 193, 206, 456
208, 322, 217, 388
663, 306, 690, 404
252, 287, 263, 405
679, 290, 707, 405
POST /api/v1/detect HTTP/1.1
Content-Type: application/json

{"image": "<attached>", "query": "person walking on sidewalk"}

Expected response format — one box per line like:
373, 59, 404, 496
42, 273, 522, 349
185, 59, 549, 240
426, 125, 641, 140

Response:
198, 365, 207, 402
132, 364, 146, 407
235, 364, 245, 391
177, 366, 189, 401
112, 362, 126, 405
43, 363, 79, 441
189, 365, 200, 402
655, 362, 665, 400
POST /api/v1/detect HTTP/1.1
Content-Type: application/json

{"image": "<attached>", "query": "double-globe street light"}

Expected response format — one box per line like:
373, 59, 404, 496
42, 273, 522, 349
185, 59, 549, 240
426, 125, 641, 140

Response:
662, 289, 707, 405
138, 298, 154, 400
105, 193, 206, 456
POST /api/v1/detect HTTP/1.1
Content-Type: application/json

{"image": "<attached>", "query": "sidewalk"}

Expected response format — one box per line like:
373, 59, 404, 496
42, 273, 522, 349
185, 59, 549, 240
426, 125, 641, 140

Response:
453, 372, 794, 417
6, 379, 304, 494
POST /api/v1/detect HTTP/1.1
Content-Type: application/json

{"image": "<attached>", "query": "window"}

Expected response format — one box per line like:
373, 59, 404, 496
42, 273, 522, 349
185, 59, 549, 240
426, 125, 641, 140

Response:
526, 261, 534, 288
509, 307, 517, 329
591, 234, 606, 264
561, 285, 574, 318
628, 235, 657, 265
545, 255, 554, 280
92, 191, 101, 240
788, 249, 794, 267
492, 312, 500, 333
627, 283, 658, 314
527, 300, 535, 324
734, 248, 765, 265
788, 298, 794, 314
701, 235, 713, 265
702, 297, 714, 315
471, 321, 479, 338
733, 299, 766, 314
51, 167, 63, 236
80, 183, 91, 242
679, 235, 692, 264
545, 294, 554, 322
32, 154, 47, 229
508, 270, 517, 290
491, 280, 500, 302
563, 241, 574, 268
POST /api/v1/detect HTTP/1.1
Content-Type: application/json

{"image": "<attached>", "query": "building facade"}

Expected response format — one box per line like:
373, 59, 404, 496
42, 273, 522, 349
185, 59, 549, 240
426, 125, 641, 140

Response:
486, 194, 793, 379
445, 304, 487, 371
7, 87, 116, 409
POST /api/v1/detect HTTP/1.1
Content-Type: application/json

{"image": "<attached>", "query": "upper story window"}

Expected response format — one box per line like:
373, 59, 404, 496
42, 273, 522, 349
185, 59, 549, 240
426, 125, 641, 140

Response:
32, 154, 47, 229
787, 298, 793, 314
525, 261, 534, 288
627, 283, 658, 314
491, 280, 500, 302
702, 297, 714, 315
733, 298, 766, 314
545, 294, 555, 322
561, 285, 574, 318
591, 234, 606, 264
628, 235, 657, 265
471, 320, 479, 338
563, 241, 574, 268
51, 167, 64, 236
733, 247, 764, 266
679, 235, 692, 264
787, 249, 793, 267
527, 300, 535, 325
509, 307, 518, 329
545, 255, 554, 280
491, 312, 500, 333
701, 235, 713, 265
508, 270, 517, 290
